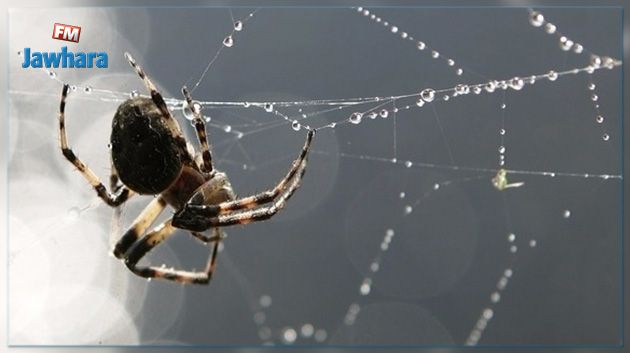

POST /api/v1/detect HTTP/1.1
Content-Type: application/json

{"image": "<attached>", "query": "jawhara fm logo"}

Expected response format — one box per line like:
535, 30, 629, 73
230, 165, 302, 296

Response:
21, 22, 108, 69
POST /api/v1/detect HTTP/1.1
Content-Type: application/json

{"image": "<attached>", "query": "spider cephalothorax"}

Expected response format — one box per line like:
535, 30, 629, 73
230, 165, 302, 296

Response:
58, 52, 314, 285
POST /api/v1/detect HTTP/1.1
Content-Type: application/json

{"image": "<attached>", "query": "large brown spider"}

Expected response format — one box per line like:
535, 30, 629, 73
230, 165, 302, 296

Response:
58, 52, 314, 285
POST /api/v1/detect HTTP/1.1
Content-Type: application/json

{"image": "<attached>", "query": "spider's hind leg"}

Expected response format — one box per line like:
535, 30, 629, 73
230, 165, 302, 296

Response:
124, 223, 223, 285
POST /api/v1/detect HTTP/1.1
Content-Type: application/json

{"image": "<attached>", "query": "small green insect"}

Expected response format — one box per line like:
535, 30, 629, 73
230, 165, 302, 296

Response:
492, 169, 525, 191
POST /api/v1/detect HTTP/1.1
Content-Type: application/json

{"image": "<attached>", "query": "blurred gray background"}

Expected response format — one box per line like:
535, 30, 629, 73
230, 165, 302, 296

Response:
3, 2, 625, 352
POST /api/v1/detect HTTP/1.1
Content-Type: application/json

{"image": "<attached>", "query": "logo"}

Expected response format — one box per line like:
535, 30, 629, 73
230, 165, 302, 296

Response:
21, 23, 108, 69
52, 23, 81, 43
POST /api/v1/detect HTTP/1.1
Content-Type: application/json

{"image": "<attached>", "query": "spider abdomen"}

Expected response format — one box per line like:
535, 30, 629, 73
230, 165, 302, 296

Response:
111, 97, 184, 195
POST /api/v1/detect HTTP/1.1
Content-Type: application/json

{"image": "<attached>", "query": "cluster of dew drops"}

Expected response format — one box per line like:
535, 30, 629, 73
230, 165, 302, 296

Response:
529, 10, 617, 142
252, 294, 329, 345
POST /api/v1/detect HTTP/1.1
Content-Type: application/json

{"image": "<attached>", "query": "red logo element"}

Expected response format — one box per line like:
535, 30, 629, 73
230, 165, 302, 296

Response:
52, 23, 81, 43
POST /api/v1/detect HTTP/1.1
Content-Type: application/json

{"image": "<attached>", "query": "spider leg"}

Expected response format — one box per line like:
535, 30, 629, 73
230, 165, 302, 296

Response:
125, 223, 222, 285
109, 160, 132, 244
209, 159, 307, 227
58, 84, 133, 207
191, 230, 224, 244
124, 52, 194, 164
113, 196, 167, 259
182, 86, 213, 174
172, 130, 314, 231
174, 153, 308, 231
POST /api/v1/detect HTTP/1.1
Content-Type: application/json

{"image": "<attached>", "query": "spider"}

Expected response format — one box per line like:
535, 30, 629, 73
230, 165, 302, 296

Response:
58, 52, 315, 285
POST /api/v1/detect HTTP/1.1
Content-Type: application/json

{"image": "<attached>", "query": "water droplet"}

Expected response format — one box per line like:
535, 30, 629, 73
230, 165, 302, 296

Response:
291, 120, 301, 131
282, 327, 297, 344
314, 329, 327, 342
447, 59, 455, 66
368, 111, 378, 119
442, 95, 450, 101
404, 160, 413, 168
431, 50, 440, 58
70, 85, 77, 92
499, 129, 506, 135
260, 295, 272, 307
65, 206, 80, 223
129, 89, 139, 98
370, 262, 380, 272
501, 103, 506, 109
498, 146, 506, 153
559, 36, 573, 51
529, 11, 544, 27
590, 55, 602, 68
264, 103, 274, 112
433, 183, 440, 190
509, 77, 524, 90
301, 324, 314, 338
223, 125, 232, 133
379, 109, 389, 118
504, 268, 513, 277
84, 86, 93, 94
456, 68, 464, 76
510, 245, 518, 253
473, 86, 482, 94
349, 112, 363, 124
528, 75, 537, 84
573, 43, 583, 54
415, 98, 425, 107
563, 210, 571, 218
455, 84, 469, 95
508, 233, 516, 242
420, 88, 435, 102
223, 35, 234, 47
591, 94, 598, 102
183, 100, 201, 120
234, 20, 243, 31
603, 57, 615, 69
482, 308, 494, 320
404, 205, 413, 215
596, 115, 604, 123
47, 70, 57, 79
390, 26, 398, 33
399, 192, 406, 199
484, 81, 496, 93
417, 41, 426, 50
602, 133, 610, 141
544, 23, 556, 34
360, 278, 372, 295
529, 239, 537, 248
491, 292, 501, 303
547, 70, 558, 81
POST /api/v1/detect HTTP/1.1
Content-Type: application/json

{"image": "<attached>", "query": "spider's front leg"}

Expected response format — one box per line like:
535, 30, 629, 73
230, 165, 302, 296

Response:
58, 84, 133, 207
172, 130, 314, 232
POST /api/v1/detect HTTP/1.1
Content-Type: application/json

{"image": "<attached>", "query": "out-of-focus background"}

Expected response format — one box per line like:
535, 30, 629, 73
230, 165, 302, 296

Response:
2, 1, 627, 352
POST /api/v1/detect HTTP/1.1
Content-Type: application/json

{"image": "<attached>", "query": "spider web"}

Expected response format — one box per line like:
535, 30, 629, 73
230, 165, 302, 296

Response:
7, 6, 622, 346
